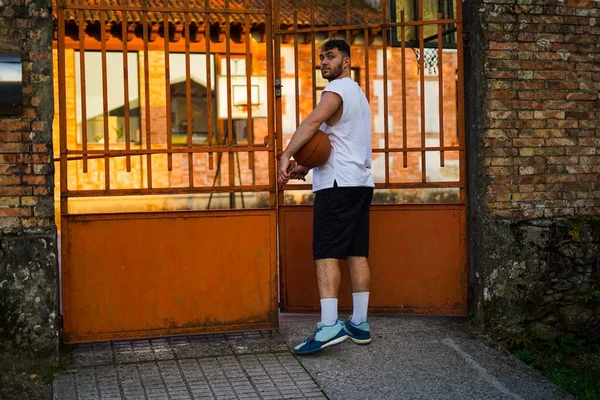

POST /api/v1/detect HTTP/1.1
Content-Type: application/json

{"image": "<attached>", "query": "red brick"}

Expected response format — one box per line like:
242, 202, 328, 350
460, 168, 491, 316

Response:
0, 197, 20, 207
547, 120, 578, 129
22, 175, 47, 185
0, 132, 22, 142
513, 138, 545, 146
565, 111, 592, 119
513, 81, 546, 90
534, 147, 565, 156
489, 91, 518, 100
0, 208, 31, 217
534, 110, 565, 119
0, 143, 30, 153
547, 156, 580, 165
21, 218, 52, 228
545, 101, 578, 110
566, 92, 598, 101
532, 71, 566, 80
516, 120, 546, 128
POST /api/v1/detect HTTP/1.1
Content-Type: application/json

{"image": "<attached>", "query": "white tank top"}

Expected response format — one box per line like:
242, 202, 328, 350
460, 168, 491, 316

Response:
312, 78, 374, 192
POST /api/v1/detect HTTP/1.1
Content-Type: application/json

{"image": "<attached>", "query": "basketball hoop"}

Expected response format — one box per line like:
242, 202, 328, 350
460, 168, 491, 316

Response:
412, 48, 439, 75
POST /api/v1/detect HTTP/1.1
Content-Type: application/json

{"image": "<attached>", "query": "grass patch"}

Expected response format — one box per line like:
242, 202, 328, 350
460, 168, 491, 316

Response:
511, 334, 600, 400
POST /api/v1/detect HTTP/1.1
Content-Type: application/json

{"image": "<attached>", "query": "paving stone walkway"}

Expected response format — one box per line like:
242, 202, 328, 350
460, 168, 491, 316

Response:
53, 332, 326, 399
54, 316, 573, 400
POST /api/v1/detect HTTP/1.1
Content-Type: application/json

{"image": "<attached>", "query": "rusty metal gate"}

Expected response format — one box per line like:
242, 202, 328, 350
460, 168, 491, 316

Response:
55, 0, 465, 343
273, 0, 467, 314
55, 0, 279, 343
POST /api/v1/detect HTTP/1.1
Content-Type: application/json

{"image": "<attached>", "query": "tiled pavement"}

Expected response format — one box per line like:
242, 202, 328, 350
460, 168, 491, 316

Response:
53, 332, 326, 400
54, 316, 572, 400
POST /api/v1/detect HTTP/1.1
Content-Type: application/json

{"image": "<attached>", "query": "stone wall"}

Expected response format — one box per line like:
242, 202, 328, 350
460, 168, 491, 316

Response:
0, 0, 58, 359
482, 218, 600, 342
466, 0, 600, 343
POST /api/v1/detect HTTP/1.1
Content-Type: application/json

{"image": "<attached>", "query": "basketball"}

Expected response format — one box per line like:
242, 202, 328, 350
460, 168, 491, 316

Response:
293, 129, 331, 169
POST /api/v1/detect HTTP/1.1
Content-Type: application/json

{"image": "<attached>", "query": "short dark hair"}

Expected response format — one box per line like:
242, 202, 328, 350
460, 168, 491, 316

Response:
320, 38, 350, 58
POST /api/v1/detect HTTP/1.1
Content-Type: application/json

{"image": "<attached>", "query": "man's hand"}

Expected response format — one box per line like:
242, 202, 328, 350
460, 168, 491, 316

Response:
289, 164, 310, 181
278, 156, 291, 185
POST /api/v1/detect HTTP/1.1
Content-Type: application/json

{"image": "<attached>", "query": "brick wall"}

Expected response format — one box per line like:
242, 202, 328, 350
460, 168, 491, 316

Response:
0, 0, 58, 358
482, 0, 599, 219
466, 0, 600, 342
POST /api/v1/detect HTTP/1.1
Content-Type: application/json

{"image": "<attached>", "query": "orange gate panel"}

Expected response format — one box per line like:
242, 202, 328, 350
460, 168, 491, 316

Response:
62, 210, 277, 343
279, 205, 467, 315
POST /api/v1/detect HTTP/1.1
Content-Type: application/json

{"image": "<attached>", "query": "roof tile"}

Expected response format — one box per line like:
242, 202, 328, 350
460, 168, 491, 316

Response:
53, 0, 382, 27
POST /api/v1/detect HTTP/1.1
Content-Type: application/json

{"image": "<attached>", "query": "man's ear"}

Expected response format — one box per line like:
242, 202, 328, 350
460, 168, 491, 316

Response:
343, 56, 350, 69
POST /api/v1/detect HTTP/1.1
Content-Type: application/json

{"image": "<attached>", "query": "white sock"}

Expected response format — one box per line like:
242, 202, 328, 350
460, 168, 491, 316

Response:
320, 298, 338, 325
351, 292, 369, 324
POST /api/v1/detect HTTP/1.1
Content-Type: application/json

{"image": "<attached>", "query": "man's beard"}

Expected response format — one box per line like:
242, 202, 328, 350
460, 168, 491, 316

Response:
323, 64, 344, 81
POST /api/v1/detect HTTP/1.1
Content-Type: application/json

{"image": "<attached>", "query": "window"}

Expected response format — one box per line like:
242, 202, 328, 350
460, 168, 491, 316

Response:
75, 51, 140, 144
169, 53, 217, 145
389, 0, 457, 49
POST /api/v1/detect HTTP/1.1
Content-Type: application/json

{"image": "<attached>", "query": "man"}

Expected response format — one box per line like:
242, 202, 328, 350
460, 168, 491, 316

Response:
278, 38, 374, 355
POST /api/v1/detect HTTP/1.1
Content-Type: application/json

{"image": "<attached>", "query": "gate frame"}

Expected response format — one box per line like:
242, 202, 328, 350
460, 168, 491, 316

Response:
271, 0, 468, 314
55, 0, 280, 343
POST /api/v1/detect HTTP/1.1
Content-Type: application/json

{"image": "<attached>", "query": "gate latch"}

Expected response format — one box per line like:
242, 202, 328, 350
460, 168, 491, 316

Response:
275, 79, 283, 98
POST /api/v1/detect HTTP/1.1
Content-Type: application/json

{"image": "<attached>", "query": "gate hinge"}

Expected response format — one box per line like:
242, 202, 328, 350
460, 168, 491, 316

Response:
275, 79, 283, 97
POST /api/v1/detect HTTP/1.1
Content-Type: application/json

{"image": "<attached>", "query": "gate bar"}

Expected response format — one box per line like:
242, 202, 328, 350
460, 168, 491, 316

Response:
184, 0, 194, 187
381, 1, 390, 184
437, 13, 446, 167
142, 8, 153, 188
77, 5, 88, 172
204, 0, 214, 170
100, 10, 110, 190
120, 3, 132, 172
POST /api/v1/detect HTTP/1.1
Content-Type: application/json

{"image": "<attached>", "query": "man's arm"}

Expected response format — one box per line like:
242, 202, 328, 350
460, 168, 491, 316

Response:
278, 91, 342, 184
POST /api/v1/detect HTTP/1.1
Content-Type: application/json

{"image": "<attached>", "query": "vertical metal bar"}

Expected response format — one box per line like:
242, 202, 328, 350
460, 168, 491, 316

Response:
401, 11, 408, 168
121, 4, 132, 172
244, 0, 254, 170
269, 0, 279, 317
437, 13, 445, 167
57, 3, 69, 331
185, 0, 194, 187
293, 10, 300, 128
58, 1, 69, 217
100, 11, 110, 190
381, 1, 390, 185
418, 0, 426, 183
224, 0, 235, 194
345, 0, 351, 44
266, 0, 276, 206
163, 12, 173, 171
274, 0, 282, 166
310, 0, 316, 108
77, 8, 88, 173
204, 0, 214, 170
456, 0, 466, 201
142, 2, 153, 188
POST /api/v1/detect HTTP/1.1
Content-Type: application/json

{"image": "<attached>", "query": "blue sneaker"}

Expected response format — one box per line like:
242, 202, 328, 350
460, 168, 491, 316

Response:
342, 320, 372, 344
293, 320, 348, 355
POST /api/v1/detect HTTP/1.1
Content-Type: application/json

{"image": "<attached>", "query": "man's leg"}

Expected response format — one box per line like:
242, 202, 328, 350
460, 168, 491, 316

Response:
348, 256, 370, 324
316, 258, 341, 325
293, 258, 347, 354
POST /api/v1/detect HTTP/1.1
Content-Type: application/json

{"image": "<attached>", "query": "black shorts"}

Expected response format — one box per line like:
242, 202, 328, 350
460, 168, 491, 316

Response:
313, 182, 374, 260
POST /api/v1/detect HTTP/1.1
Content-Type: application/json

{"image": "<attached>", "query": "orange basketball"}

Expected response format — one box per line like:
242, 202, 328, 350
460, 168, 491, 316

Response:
293, 129, 331, 169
